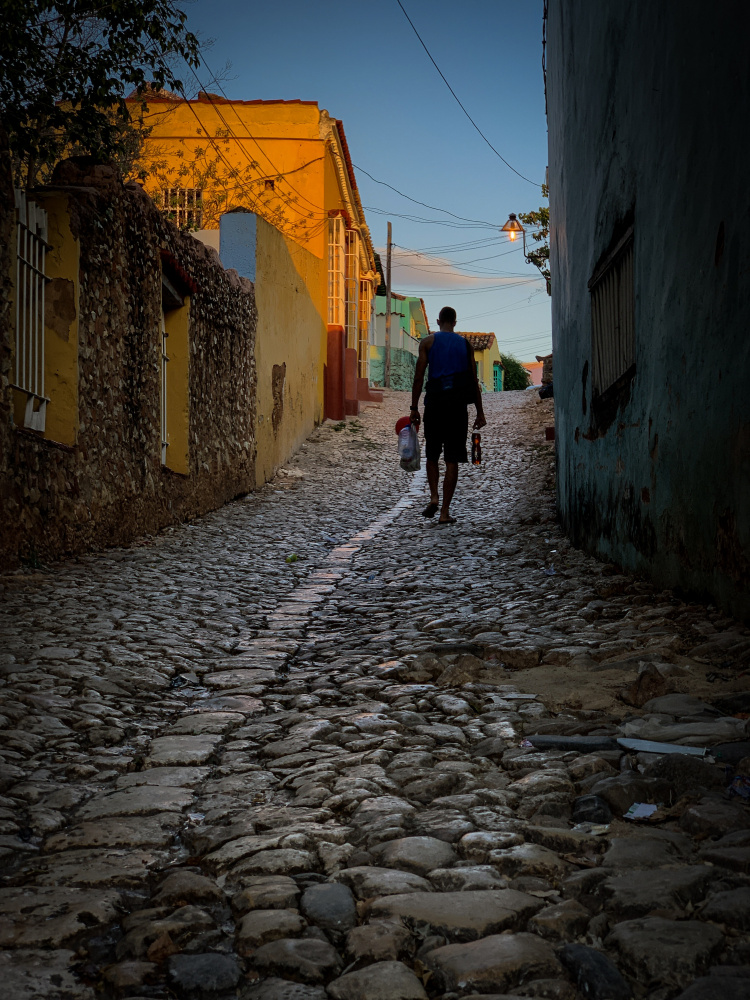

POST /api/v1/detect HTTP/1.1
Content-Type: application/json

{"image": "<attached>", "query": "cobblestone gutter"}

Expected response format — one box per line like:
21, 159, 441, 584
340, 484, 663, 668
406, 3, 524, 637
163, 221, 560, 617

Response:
0, 392, 749, 1000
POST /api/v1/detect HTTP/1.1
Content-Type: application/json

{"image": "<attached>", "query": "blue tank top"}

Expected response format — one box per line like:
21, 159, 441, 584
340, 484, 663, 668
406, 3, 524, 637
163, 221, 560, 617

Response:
428, 331, 469, 380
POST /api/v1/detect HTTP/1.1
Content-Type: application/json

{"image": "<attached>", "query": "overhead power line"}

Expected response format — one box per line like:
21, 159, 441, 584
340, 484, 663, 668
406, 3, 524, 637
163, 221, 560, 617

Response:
364, 206, 494, 229
393, 242, 529, 268
395, 0, 540, 186
397, 278, 540, 295
198, 55, 326, 217
352, 163, 499, 226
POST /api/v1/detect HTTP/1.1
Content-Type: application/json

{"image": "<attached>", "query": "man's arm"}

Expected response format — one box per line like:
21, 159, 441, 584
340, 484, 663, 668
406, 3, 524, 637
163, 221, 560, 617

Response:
410, 336, 432, 421
466, 344, 487, 430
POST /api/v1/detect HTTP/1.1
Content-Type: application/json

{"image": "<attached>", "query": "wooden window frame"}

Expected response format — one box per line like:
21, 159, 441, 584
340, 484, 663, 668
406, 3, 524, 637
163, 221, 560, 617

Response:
589, 225, 635, 399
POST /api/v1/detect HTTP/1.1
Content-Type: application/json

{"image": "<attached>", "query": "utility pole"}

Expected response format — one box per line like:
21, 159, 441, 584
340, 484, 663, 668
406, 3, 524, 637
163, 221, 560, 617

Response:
384, 221, 392, 389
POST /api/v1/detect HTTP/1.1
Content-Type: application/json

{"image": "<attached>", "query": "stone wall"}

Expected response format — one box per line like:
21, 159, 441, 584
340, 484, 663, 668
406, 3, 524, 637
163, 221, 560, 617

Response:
547, 1, 750, 621
0, 156, 257, 567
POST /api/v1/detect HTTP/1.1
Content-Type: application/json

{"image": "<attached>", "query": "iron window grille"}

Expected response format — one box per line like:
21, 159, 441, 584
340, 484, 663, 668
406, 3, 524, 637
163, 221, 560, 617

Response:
358, 279, 372, 379
162, 188, 203, 229
345, 230, 360, 351
327, 215, 345, 327
12, 189, 50, 431
160, 312, 169, 465
589, 227, 635, 396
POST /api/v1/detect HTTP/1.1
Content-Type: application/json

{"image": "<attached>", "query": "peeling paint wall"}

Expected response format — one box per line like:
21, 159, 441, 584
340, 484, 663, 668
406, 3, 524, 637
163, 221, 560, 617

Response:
547, 1, 750, 620
0, 156, 257, 567
371, 300, 421, 390
368, 345, 416, 392
251, 216, 324, 485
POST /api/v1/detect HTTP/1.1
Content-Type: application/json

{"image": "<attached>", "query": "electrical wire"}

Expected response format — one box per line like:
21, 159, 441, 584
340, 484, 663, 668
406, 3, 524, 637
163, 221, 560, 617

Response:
457, 296, 546, 323
178, 99, 329, 243
363, 206, 496, 229
198, 55, 327, 217
393, 243, 531, 268
394, 261, 532, 279
139, 44, 327, 236
405, 237, 503, 252
148, 50, 331, 230
395, 0, 540, 186
352, 162, 499, 226
398, 279, 540, 295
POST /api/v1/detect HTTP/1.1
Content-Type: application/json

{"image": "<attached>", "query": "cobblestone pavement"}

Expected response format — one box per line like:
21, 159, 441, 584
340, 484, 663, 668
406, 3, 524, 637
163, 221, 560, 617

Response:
1, 390, 749, 1000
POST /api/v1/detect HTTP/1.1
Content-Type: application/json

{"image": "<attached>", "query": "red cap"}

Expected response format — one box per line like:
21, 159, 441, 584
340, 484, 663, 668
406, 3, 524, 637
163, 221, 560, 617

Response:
395, 416, 411, 435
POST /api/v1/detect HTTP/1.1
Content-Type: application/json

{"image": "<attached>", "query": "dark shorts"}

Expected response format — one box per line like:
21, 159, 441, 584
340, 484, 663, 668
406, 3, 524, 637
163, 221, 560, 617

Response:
424, 393, 469, 464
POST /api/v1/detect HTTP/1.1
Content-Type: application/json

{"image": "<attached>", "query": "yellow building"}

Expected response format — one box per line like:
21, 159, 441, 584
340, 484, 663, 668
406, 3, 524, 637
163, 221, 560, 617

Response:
129, 93, 379, 418
459, 332, 504, 391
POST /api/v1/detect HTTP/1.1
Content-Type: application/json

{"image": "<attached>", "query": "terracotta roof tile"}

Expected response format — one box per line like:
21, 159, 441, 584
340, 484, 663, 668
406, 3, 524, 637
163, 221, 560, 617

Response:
458, 332, 496, 351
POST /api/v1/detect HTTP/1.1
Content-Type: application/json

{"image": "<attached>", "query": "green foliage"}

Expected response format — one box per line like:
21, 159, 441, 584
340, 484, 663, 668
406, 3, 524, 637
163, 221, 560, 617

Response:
0, 1, 201, 187
519, 183, 550, 294
500, 353, 532, 391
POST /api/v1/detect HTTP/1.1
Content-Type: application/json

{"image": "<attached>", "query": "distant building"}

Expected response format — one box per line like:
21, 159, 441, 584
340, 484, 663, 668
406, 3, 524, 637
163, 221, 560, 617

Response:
522, 360, 544, 387
546, 1, 750, 620
372, 294, 429, 390
522, 353, 553, 388
459, 333, 504, 392
128, 93, 380, 418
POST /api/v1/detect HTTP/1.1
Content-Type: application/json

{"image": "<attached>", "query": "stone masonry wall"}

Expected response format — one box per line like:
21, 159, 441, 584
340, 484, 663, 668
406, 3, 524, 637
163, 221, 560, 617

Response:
0, 156, 257, 567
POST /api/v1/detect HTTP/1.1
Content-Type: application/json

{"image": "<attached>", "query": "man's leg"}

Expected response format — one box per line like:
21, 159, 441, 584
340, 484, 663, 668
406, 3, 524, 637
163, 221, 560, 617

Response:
440, 462, 458, 522
426, 459, 440, 506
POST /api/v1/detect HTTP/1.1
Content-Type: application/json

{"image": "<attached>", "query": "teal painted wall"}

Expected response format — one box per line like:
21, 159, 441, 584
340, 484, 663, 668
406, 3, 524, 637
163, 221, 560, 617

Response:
370, 346, 417, 391
548, 0, 750, 620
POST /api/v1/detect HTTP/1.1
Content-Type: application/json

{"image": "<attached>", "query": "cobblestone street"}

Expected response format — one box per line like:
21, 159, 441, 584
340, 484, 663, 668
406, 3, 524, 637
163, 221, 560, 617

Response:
1, 391, 749, 1000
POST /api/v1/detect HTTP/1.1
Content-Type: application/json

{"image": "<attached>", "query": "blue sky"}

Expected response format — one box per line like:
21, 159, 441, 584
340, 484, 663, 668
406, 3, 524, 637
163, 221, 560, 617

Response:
183, 0, 551, 360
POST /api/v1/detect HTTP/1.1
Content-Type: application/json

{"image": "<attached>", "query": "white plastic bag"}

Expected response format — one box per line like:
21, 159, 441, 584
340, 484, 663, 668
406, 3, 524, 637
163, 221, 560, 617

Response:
398, 424, 421, 472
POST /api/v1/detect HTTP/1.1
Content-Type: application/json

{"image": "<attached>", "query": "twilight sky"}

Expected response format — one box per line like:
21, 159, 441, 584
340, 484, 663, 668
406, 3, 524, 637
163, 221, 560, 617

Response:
182, 0, 551, 360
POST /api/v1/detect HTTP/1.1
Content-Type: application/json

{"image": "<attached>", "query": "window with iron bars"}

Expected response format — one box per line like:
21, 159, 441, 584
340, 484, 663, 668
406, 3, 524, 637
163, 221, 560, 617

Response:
13, 190, 49, 431
589, 227, 635, 397
358, 279, 372, 379
160, 312, 169, 465
327, 215, 346, 327
345, 230, 359, 350
162, 188, 203, 230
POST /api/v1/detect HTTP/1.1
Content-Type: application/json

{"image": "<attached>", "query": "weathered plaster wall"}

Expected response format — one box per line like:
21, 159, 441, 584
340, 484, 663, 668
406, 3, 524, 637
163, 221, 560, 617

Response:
547, 1, 750, 620
369, 345, 416, 392
0, 157, 257, 567
371, 303, 420, 390
217, 210, 325, 484
253, 216, 325, 484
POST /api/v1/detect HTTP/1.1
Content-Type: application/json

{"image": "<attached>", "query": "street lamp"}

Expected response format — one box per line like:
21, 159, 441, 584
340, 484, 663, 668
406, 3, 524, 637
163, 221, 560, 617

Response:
501, 213, 527, 257
502, 212, 551, 296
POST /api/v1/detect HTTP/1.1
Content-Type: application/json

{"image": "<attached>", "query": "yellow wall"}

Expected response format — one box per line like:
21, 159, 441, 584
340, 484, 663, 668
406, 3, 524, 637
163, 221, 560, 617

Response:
254, 216, 325, 484
475, 338, 504, 391
133, 97, 378, 414
135, 99, 329, 258
164, 297, 190, 474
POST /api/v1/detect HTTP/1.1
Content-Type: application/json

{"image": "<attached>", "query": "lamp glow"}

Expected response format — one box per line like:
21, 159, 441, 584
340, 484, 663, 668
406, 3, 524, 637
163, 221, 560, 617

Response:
501, 212, 525, 239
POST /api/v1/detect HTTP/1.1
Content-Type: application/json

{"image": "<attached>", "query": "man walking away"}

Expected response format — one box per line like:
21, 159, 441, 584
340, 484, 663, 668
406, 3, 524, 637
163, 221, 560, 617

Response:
410, 306, 486, 525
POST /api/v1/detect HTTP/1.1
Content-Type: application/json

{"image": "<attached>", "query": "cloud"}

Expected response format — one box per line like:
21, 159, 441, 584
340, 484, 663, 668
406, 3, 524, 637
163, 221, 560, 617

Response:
377, 247, 537, 292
